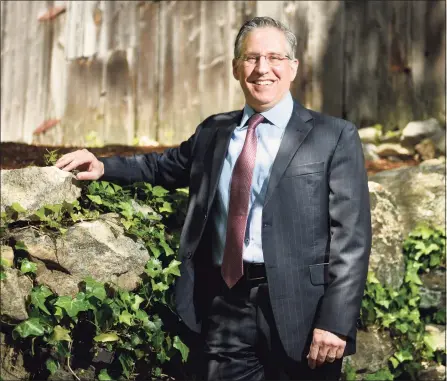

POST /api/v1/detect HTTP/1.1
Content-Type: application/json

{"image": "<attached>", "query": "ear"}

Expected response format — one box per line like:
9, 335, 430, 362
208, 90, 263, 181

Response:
232, 58, 239, 80
290, 59, 299, 81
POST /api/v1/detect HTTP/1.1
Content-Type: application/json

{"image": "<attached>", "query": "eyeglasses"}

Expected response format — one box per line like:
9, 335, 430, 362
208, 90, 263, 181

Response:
239, 53, 292, 67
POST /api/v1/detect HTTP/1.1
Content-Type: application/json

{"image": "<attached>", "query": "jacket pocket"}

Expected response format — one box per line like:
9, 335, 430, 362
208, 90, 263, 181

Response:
283, 161, 324, 178
309, 262, 329, 285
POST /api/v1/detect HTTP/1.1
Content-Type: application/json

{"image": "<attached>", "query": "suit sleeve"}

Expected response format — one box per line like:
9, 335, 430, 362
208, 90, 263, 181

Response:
313, 122, 372, 340
98, 123, 204, 189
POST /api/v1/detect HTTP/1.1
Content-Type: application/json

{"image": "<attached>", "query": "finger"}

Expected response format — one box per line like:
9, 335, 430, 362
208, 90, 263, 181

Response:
335, 345, 345, 359
76, 171, 100, 181
316, 344, 330, 367
61, 158, 89, 173
54, 154, 75, 169
326, 347, 337, 363
307, 343, 320, 370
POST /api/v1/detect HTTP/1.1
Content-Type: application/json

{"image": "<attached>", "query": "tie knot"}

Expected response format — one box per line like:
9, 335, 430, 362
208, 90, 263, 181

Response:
247, 113, 265, 130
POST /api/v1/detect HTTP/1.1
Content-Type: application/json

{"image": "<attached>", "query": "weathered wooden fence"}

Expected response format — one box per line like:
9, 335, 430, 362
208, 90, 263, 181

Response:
1, 0, 445, 146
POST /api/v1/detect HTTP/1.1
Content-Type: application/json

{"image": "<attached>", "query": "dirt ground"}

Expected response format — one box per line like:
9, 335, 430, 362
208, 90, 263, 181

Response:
0, 142, 419, 176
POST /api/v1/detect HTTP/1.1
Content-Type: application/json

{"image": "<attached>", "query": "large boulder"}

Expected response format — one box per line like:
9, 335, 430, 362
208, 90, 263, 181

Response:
0, 167, 81, 218
369, 163, 445, 237
0, 267, 33, 321
12, 214, 150, 295
401, 118, 443, 146
368, 182, 406, 289
343, 326, 394, 374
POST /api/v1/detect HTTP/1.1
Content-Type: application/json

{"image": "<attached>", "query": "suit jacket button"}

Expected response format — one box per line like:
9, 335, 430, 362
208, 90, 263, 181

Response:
204, 213, 207, 221
186, 251, 193, 259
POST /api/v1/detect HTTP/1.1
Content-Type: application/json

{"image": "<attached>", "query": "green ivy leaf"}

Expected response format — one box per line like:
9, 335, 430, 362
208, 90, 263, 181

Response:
11, 202, 26, 213
98, 368, 115, 380
14, 241, 28, 251
13, 318, 46, 338
84, 277, 106, 302
118, 352, 134, 379
87, 195, 103, 204
119, 310, 133, 326
45, 358, 59, 375
54, 293, 90, 318
152, 186, 169, 197
145, 258, 162, 278
51, 325, 71, 342
0, 271, 6, 280
159, 240, 174, 256
389, 356, 399, 368
20, 259, 37, 274
394, 349, 413, 362
162, 260, 181, 277
159, 202, 172, 214
130, 295, 145, 312
1, 256, 12, 267
173, 335, 189, 362
94, 332, 120, 342
151, 279, 169, 292
30, 286, 53, 314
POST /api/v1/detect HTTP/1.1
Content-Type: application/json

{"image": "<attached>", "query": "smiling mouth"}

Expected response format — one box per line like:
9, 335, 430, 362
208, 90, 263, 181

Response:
253, 80, 274, 86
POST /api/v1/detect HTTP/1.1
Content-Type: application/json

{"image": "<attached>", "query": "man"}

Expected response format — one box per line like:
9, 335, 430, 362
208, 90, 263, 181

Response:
56, 17, 371, 381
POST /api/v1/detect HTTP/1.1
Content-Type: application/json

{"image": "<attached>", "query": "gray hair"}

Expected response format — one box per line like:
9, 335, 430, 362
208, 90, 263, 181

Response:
234, 17, 297, 59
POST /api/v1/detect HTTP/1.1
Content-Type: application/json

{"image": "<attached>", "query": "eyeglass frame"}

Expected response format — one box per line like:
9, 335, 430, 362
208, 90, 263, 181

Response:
237, 53, 294, 67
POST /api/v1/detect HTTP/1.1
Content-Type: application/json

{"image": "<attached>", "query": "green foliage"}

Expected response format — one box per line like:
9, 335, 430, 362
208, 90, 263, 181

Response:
44, 149, 61, 166
360, 224, 446, 380
2, 179, 190, 380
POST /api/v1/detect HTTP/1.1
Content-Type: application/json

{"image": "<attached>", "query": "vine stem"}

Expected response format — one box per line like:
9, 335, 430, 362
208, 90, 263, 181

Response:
67, 341, 81, 381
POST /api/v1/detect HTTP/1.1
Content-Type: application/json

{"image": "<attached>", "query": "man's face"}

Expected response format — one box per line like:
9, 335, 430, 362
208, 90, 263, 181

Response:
233, 27, 299, 112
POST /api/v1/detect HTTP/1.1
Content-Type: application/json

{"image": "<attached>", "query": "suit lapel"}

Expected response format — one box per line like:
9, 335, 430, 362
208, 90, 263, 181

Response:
207, 112, 242, 211
263, 101, 314, 207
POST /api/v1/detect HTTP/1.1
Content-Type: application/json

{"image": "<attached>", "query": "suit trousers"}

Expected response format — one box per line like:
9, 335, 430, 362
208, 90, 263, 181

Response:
202, 273, 343, 381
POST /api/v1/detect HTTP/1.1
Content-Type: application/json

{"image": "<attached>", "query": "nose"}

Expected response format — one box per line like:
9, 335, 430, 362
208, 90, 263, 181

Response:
254, 56, 270, 75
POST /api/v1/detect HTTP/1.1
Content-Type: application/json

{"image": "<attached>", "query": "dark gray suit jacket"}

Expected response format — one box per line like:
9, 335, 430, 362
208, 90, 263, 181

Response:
100, 100, 372, 360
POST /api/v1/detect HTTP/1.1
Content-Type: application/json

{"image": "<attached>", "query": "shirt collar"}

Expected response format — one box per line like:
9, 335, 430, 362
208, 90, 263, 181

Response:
237, 91, 294, 130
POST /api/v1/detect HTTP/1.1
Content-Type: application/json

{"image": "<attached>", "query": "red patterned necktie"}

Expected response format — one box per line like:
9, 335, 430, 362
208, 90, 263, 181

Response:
221, 113, 265, 288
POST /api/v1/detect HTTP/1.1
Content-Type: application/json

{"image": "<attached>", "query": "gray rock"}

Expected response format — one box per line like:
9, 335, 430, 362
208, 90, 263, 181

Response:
1, 245, 14, 267
418, 363, 446, 381
0, 267, 33, 321
370, 164, 445, 237
420, 269, 446, 310
0, 167, 81, 218
401, 118, 443, 146
359, 127, 380, 144
415, 139, 437, 161
36, 264, 82, 297
13, 229, 58, 263
432, 129, 446, 155
0, 332, 31, 380
419, 157, 446, 168
343, 326, 394, 373
362, 144, 380, 161
425, 324, 446, 352
54, 218, 149, 285
368, 182, 406, 289
130, 199, 156, 218
376, 143, 415, 159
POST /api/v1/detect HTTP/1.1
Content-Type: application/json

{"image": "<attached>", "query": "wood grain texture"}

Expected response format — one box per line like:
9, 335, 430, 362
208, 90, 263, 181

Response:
1, 0, 445, 145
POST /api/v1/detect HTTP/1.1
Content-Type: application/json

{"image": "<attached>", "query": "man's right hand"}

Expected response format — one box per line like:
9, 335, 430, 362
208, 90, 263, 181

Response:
55, 149, 104, 181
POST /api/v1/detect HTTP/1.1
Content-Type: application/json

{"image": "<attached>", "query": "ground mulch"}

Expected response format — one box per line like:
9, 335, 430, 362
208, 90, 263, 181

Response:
0, 142, 419, 176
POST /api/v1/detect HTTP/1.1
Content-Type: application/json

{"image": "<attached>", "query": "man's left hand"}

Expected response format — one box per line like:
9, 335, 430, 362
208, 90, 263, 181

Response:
306, 328, 346, 369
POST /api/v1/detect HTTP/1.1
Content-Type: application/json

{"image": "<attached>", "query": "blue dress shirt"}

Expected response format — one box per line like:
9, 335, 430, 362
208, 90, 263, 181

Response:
212, 92, 294, 265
